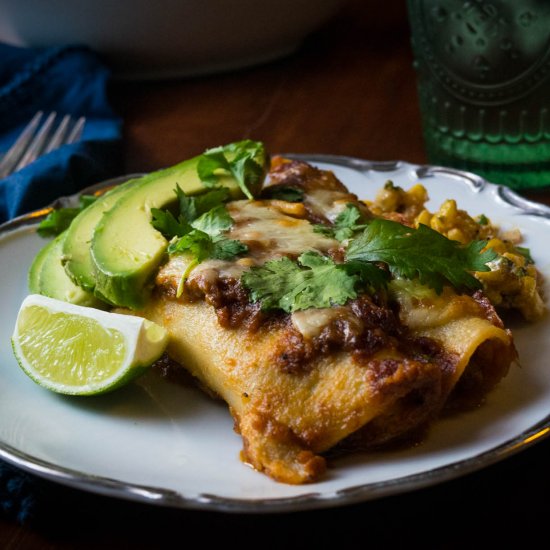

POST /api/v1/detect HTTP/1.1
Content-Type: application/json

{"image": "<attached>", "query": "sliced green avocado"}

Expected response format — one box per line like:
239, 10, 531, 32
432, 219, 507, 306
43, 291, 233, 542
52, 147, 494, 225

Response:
91, 142, 267, 309
28, 239, 52, 294
62, 179, 138, 292
33, 232, 106, 308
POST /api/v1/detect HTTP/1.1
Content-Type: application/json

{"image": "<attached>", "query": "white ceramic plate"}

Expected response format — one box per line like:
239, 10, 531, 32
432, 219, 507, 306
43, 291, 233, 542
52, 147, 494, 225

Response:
1, 156, 550, 512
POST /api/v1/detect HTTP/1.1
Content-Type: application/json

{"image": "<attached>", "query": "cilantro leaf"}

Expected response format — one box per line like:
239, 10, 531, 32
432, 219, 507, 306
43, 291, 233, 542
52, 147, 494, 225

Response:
152, 186, 233, 240
195, 151, 227, 189
241, 252, 359, 313
165, 196, 247, 263
166, 193, 246, 262
175, 185, 230, 222
167, 229, 212, 262
345, 219, 498, 293
151, 208, 191, 238
168, 229, 248, 262
335, 204, 362, 228
342, 260, 390, 292
242, 257, 297, 311
292, 252, 358, 311
79, 195, 97, 209
516, 246, 533, 264
193, 187, 231, 215
314, 204, 368, 242
197, 140, 266, 199
37, 207, 80, 237
477, 214, 490, 226
191, 204, 233, 236
37, 194, 98, 237
230, 154, 264, 199
175, 185, 198, 221
312, 225, 333, 238
262, 186, 304, 202
212, 237, 248, 260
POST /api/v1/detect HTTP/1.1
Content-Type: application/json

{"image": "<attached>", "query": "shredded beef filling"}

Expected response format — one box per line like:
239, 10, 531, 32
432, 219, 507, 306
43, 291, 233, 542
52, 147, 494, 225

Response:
184, 274, 265, 330
272, 295, 399, 374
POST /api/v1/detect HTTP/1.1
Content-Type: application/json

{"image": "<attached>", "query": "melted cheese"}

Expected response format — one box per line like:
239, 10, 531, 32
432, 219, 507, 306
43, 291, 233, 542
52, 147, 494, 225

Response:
226, 200, 337, 259
291, 306, 363, 340
392, 285, 486, 331
156, 197, 512, 353
196, 200, 338, 282
157, 199, 340, 289
305, 189, 353, 221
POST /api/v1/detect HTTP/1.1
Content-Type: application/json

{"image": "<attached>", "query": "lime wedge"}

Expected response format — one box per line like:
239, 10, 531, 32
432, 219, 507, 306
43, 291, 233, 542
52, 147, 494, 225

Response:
11, 294, 168, 395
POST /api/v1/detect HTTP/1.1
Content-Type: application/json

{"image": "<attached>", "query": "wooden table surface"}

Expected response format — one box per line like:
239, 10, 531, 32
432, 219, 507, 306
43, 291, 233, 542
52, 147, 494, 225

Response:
2, 1, 550, 547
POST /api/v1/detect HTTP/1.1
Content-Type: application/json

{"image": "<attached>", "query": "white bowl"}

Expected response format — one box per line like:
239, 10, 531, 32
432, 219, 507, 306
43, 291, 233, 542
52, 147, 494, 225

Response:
0, 0, 346, 79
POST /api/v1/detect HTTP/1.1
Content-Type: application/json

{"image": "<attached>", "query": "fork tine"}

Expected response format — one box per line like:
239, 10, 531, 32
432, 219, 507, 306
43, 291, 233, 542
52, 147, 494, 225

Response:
66, 116, 86, 144
43, 113, 72, 154
0, 111, 44, 178
0, 112, 87, 179
14, 112, 58, 173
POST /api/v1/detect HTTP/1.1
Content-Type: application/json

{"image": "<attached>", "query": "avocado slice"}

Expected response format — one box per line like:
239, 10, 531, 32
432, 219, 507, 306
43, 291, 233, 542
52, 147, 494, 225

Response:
32, 232, 105, 308
62, 178, 138, 292
90, 141, 267, 309
28, 238, 52, 294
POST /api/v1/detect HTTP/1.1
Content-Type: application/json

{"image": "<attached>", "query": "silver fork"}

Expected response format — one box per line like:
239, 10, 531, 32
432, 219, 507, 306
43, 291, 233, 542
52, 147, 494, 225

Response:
0, 111, 86, 179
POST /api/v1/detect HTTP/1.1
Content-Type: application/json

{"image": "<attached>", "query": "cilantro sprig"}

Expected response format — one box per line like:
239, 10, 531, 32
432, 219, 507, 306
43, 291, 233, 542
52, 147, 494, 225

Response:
314, 203, 368, 242
151, 186, 248, 295
242, 252, 362, 313
241, 217, 498, 314
515, 246, 534, 264
261, 186, 304, 203
37, 195, 98, 237
168, 230, 246, 261
345, 219, 497, 294
151, 186, 232, 239
165, 201, 245, 261
197, 140, 266, 199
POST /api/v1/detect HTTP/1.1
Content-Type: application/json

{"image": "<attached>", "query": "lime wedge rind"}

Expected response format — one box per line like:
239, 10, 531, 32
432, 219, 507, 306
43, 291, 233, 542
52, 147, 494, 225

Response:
11, 294, 168, 396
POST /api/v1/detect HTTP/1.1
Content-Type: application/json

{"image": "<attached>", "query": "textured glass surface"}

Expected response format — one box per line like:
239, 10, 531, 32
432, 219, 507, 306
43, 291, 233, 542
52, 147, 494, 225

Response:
408, 0, 550, 189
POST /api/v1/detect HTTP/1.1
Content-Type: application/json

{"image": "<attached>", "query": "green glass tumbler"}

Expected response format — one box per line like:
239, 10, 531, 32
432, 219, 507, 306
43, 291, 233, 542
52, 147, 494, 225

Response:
407, 0, 550, 190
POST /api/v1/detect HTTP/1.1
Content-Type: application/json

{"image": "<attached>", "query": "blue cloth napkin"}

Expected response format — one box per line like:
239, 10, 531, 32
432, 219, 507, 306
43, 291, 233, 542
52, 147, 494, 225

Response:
0, 42, 122, 223
0, 42, 122, 523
